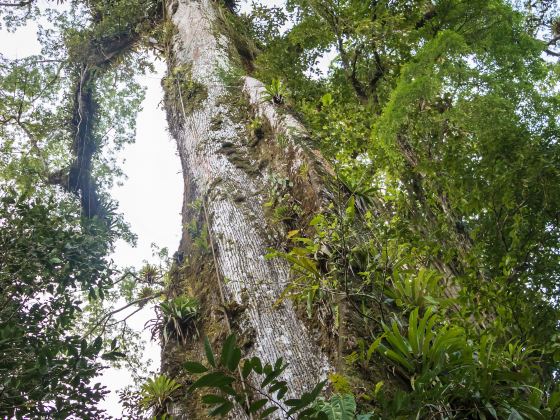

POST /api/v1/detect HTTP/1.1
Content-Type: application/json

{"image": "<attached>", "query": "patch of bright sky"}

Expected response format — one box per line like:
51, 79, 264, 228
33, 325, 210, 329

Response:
98, 59, 183, 417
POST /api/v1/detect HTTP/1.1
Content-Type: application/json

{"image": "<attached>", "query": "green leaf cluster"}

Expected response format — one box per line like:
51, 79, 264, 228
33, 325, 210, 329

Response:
184, 335, 328, 419
248, 0, 560, 417
140, 374, 181, 415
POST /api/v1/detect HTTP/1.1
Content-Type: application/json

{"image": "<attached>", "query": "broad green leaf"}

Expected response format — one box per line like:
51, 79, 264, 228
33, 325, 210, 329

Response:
220, 334, 236, 368
189, 372, 235, 390
209, 401, 234, 417
260, 406, 279, 418
204, 336, 216, 368
184, 361, 208, 374
227, 347, 242, 372
242, 360, 253, 378
249, 399, 268, 413
315, 394, 356, 420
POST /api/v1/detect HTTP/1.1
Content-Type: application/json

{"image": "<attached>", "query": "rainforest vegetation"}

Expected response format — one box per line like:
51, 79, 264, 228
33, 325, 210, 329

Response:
0, 0, 559, 418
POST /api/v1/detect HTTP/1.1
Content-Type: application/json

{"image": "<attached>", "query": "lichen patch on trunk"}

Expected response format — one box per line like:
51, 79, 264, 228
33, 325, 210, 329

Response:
161, 0, 332, 417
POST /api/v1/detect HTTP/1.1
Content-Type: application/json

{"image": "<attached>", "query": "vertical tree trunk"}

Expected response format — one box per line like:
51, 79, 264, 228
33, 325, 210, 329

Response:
162, 0, 332, 415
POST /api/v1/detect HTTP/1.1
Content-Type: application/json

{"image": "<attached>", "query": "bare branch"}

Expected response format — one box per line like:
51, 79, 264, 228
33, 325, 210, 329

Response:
106, 306, 144, 328
547, 34, 560, 46
82, 291, 164, 339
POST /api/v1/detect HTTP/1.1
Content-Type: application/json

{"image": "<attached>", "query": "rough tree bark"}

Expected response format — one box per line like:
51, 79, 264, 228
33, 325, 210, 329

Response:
162, 0, 334, 416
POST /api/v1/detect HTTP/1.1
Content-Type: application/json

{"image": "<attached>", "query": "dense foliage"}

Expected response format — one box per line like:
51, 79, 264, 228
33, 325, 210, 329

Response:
1, 0, 559, 418
0, 0, 152, 417
243, 0, 560, 418
0, 189, 110, 417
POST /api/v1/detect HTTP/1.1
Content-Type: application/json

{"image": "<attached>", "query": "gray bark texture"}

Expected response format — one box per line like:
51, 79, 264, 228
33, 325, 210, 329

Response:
162, 0, 333, 417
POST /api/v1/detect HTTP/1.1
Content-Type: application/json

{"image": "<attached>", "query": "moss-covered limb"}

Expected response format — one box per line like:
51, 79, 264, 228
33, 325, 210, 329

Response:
47, 65, 102, 218
211, 1, 259, 73
48, 43, 138, 217
47, 2, 161, 219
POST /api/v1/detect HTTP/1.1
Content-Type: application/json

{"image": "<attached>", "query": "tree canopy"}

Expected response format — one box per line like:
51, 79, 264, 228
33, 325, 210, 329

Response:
1, 0, 559, 418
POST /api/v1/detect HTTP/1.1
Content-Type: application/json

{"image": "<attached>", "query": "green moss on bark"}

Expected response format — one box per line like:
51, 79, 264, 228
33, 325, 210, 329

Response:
162, 64, 208, 116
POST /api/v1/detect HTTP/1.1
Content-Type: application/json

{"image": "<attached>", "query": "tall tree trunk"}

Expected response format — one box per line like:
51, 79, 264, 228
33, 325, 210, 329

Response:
162, 0, 332, 415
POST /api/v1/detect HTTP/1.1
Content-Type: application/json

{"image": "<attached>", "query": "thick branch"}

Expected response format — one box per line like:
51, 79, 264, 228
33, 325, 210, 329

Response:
47, 32, 139, 218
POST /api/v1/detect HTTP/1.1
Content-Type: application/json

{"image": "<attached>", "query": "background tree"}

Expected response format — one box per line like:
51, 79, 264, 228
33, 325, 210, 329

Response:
0, 1, 153, 417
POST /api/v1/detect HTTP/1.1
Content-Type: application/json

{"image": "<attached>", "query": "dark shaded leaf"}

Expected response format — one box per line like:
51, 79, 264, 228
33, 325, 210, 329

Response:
184, 361, 208, 374
204, 336, 216, 368
190, 372, 235, 391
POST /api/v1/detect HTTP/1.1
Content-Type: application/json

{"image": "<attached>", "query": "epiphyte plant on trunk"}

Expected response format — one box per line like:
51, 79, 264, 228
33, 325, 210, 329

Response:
183, 334, 340, 419
147, 295, 199, 345
2, 0, 560, 418
140, 374, 181, 417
